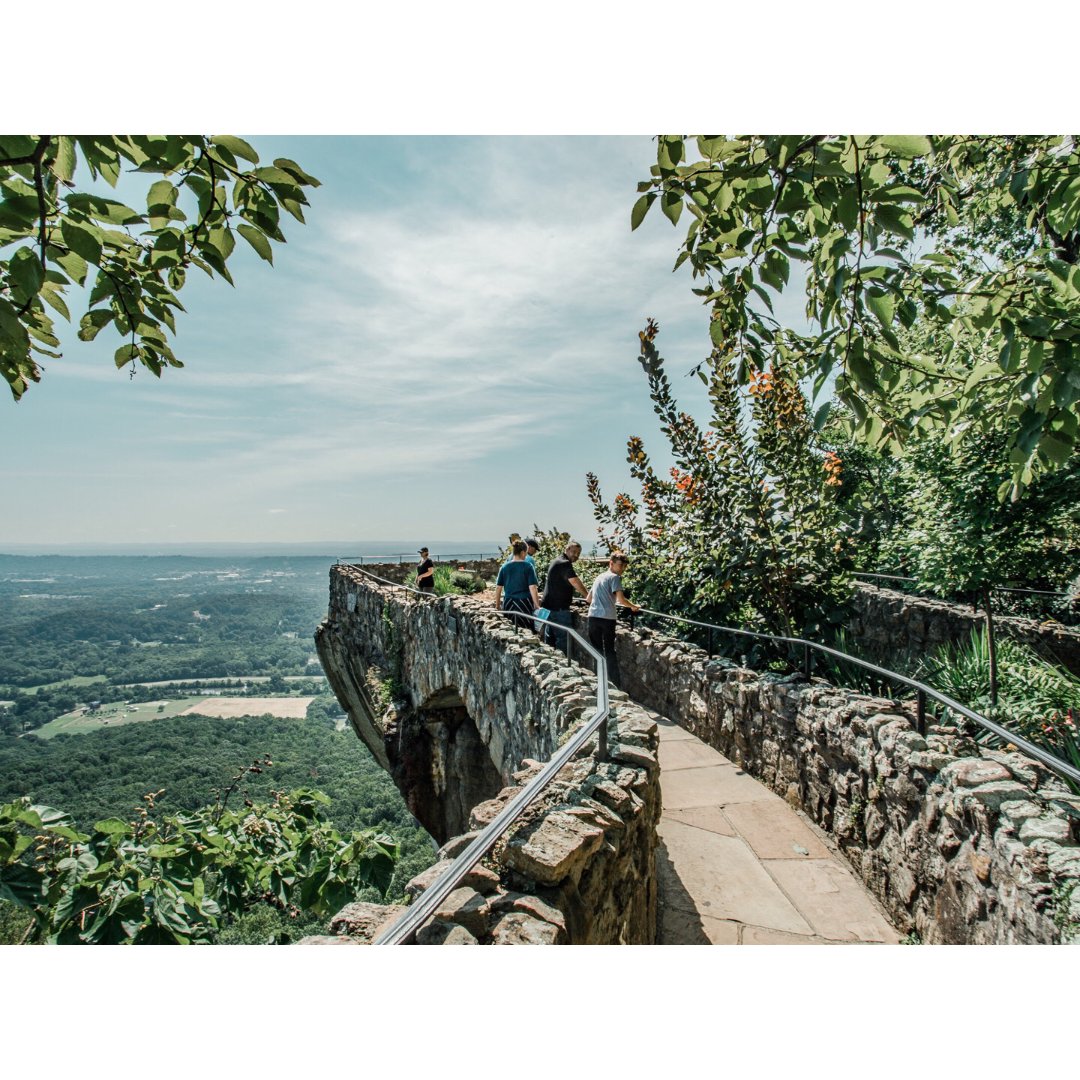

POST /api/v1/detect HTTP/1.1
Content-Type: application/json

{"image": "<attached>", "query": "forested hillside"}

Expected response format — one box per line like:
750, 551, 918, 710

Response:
0, 555, 331, 690
0, 555, 436, 944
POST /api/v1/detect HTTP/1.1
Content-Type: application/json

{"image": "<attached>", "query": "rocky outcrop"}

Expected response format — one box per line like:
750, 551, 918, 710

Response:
315, 564, 661, 944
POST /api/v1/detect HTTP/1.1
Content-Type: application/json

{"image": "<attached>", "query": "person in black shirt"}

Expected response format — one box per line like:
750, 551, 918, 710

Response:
416, 547, 435, 592
540, 540, 588, 654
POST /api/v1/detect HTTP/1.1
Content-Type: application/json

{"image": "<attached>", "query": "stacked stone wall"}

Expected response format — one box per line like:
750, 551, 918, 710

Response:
314, 566, 661, 944
849, 582, 1080, 678
594, 616, 1080, 943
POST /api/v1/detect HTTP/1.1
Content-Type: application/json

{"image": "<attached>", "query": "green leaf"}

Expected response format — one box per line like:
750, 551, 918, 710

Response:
252, 166, 303, 186
273, 158, 321, 186
879, 135, 932, 158
146, 180, 176, 210
1039, 432, 1073, 465
114, 344, 138, 368
53, 137, 77, 184
661, 191, 683, 226
76, 309, 112, 342
40, 283, 71, 321
847, 349, 880, 394
237, 224, 274, 264
865, 289, 895, 327
60, 219, 103, 265
66, 194, 144, 226
9, 247, 44, 297
631, 193, 655, 231
93, 818, 130, 835
211, 136, 259, 164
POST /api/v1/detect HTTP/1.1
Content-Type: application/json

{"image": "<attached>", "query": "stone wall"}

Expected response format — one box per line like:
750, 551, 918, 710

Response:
572, 614, 1080, 944
314, 566, 661, 944
849, 582, 1080, 678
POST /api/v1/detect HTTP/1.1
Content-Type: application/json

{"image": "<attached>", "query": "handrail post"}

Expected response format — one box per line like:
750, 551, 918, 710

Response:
916, 689, 926, 735
707, 627, 714, 658
803, 642, 812, 680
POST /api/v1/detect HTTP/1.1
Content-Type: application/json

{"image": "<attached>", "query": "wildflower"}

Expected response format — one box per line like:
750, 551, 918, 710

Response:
748, 368, 774, 396
822, 451, 843, 487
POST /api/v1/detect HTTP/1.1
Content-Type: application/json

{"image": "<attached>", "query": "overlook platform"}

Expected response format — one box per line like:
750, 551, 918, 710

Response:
317, 564, 1080, 945
653, 712, 898, 944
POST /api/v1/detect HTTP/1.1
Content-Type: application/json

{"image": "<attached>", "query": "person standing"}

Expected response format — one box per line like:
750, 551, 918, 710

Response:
523, 538, 539, 570
494, 540, 540, 630
540, 539, 588, 655
586, 552, 640, 689
501, 537, 540, 570
416, 547, 435, 593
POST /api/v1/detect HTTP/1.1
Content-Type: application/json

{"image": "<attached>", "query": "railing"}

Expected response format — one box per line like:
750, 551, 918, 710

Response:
336, 565, 611, 945
336, 553, 501, 566
630, 606, 1080, 790
335, 563, 1080, 943
854, 571, 1077, 603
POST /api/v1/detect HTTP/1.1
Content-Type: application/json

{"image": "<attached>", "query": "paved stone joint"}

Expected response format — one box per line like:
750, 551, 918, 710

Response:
611, 622, 1080, 944
654, 713, 898, 944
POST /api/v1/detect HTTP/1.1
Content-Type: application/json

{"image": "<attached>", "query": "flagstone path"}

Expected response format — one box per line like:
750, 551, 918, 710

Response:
652, 711, 900, 945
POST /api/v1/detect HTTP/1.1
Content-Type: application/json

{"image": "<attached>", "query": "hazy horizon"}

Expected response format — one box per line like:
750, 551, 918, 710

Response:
0, 539, 505, 558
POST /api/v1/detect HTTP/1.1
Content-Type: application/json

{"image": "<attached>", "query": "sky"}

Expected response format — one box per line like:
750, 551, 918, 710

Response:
1, 135, 763, 552
4, 0, 1067, 555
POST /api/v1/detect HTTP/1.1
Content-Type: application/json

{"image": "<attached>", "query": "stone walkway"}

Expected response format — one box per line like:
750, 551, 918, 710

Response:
653, 712, 900, 945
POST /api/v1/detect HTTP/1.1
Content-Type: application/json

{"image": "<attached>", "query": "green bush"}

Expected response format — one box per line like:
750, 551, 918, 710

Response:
918, 629, 1080, 791
0, 787, 398, 944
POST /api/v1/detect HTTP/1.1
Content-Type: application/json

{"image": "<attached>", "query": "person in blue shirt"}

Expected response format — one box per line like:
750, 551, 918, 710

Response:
494, 540, 540, 631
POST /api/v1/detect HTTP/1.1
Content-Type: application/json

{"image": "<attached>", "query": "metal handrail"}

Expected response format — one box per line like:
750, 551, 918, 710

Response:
633, 606, 1080, 789
335, 553, 500, 566
854, 571, 1077, 602
336, 565, 612, 945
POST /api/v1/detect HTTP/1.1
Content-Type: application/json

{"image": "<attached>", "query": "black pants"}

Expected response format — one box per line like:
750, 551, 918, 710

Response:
588, 616, 620, 688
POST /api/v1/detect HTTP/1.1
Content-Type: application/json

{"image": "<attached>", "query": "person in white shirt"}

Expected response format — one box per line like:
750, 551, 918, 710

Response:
585, 553, 640, 689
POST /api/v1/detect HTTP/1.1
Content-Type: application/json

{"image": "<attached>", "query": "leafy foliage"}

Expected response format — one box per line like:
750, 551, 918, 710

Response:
822, 417, 1080, 596
586, 321, 853, 637
919, 630, 1080, 734
431, 565, 486, 596
0, 135, 319, 400
636, 135, 1080, 494
918, 629, 1080, 792
0, 785, 397, 944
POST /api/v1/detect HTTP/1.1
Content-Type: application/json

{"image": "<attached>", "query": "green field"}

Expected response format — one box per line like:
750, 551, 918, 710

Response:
32, 696, 211, 739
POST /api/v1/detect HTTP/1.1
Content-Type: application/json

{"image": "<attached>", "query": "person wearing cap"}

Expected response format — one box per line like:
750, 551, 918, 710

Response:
502, 537, 539, 571
494, 540, 540, 631
585, 552, 640, 689
523, 538, 539, 570
540, 539, 588, 655
416, 547, 435, 592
